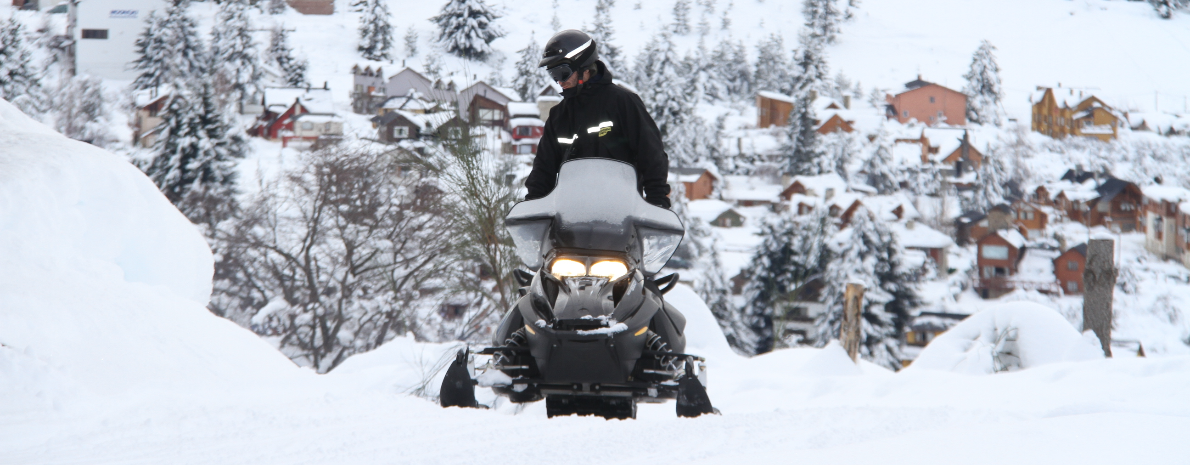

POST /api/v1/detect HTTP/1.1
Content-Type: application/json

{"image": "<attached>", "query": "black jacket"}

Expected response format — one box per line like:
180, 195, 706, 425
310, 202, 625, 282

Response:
524, 61, 672, 208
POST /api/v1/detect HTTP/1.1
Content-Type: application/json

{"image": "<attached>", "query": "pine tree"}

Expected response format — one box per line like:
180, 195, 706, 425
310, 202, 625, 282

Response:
267, 0, 287, 14
816, 206, 919, 371
592, 0, 624, 73
753, 34, 791, 94
803, 0, 843, 44
635, 32, 698, 165
511, 34, 549, 102
671, 0, 691, 35
784, 90, 827, 176
965, 143, 1011, 213
130, 0, 208, 91
698, 238, 753, 353
268, 26, 308, 87
963, 40, 1005, 126
144, 83, 247, 226
740, 208, 834, 353
0, 17, 47, 117
358, 0, 395, 61
710, 38, 750, 100
792, 31, 830, 94
862, 129, 900, 194
54, 75, 114, 147
431, 0, 506, 60
696, 0, 713, 37
210, 0, 263, 107
404, 28, 419, 57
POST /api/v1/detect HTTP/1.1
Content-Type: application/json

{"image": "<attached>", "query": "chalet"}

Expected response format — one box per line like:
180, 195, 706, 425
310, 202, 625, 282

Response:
458, 81, 517, 128
1180, 204, 1190, 268
722, 175, 782, 208
371, 110, 461, 143
688, 199, 746, 228
885, 76, 967, 126
288, 113, 344, 148
1142, 185, 1190, 261
672, 168, 719, 201
755, 91, 856, 133
976, 229, 1027, 298
954, 204, 1015, 245
1009, 200, 1048, 240
507, 102, 545, 154
1086, 178, 1144, 232
903, 311, 968, 351
891, 220, 953, 271
377, 91, 443, 116
350, 64, 387, 114
1053, 244, 1087, 295
286, 0, 334, 15
1128, 112, 1190, 137
250, 86, 337, 142
131, 90, 171, 148
779, 173, 848, 201
933, 130, 984, 177
385, 68, 457, 105
1030, 87, 1123, 141
813, 96, 856, 134
537, 82, 564, 120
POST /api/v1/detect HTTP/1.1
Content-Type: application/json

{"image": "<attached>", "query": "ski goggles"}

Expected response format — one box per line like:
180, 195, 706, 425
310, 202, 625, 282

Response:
547, 64, 575, 83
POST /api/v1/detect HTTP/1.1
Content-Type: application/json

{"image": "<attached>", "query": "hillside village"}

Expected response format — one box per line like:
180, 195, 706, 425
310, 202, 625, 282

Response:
3, 0, 1190, 370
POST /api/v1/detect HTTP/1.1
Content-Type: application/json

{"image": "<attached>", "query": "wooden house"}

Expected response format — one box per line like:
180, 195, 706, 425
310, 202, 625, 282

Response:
779, 173, 848, 201
1053, 244, 1087, 295
132, 92, 171, 148
904, 312, 969, 348
458, 82, 516, 128
1142, 185, 1190, 261
885, 76, 967, 126
1030, 87, 1123, 141
688, 200, 746, 228
1010, 200, 1048, 240
1180, 205, 1190, 268
756, 91, 795, 128
288, 113, 344, 148
371, 110, 461, 143
250, 86, 337, 142
672, 168, 719, 201
1086, 178, 1144, 232
976, 229, 1027, 298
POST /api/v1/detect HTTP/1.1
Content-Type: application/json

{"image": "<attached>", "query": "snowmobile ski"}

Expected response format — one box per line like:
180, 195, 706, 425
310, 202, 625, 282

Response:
438, 349, 477, 408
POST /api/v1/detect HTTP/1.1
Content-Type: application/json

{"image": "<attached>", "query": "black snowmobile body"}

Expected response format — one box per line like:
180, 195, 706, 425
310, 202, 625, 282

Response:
439, 158, 715, 419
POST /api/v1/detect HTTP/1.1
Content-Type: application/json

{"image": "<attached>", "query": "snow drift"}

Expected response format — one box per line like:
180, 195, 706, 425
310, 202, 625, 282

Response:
908, 301, 1104, 374
0, 99, 302, 412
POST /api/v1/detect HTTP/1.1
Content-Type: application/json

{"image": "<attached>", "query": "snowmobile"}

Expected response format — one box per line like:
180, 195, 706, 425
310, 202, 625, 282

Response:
437, 158, 716, 419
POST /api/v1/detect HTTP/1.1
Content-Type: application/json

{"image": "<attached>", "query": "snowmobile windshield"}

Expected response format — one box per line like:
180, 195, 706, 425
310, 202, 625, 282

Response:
506, 158, 684, 274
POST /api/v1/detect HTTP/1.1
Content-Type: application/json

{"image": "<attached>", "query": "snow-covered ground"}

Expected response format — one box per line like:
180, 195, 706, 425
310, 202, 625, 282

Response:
4, 98, 1190, 464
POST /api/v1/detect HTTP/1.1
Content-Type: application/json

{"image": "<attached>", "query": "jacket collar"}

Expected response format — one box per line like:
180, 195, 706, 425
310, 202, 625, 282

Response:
561, 61, 613, 99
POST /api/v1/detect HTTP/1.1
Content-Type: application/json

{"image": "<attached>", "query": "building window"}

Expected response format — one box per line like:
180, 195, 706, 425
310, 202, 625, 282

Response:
1066, 281, 1079, 293
354, 84, 363, 92
929, 96, 936, 103
981, 245, 1009, 260
478, 108, 503, 122
81, 29, 109, 39
392, 126, 409, 139
516, 144, 533, 154
903, 110, 909, 118
514, 126, 532, 137
324, 123, 332, 132
301, 122, 313, 130
1067, 260, 1078, 271
1120, 203, 1135, 211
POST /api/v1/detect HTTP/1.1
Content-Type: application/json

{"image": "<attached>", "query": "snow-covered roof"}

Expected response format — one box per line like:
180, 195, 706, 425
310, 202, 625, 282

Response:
380, 95, 437, 112
789, 173, 847, 197
757, 90, 795, 104
1031, 87, 1097, 108
865, 194, 921, 221
686, 199, 737, 223
996, 229, 1027, 249
509, 117, 545, 128
492, 86, 522, 102
291, 114, 343, 123
1016, 248, 1060, 283
890, 222, 953, 249
507, 102, 539, 117
263, 87, 334, 114
1129, 112, 1190, 133
892, 143, 925, 165
392, 109, 456, 131
722, 175, 781, 202
1142, 185, 1190, 203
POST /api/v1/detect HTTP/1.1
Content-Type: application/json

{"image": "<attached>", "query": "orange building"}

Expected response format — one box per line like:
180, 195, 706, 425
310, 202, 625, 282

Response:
1053, 244, 1086, 295
1030, 87, 1123, 141
756, 91, 795, 128
885, 76, 967, 126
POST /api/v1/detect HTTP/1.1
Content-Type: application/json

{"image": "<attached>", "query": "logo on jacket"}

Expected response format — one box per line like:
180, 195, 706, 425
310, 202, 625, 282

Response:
588, 121, 613, 137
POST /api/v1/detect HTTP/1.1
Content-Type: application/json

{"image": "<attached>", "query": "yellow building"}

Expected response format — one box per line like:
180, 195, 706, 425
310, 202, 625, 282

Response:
1030, 87, 1123, 141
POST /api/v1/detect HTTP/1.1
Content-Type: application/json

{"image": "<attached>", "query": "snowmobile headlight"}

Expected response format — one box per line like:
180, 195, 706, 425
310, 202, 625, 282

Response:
550, 258, 587, 277
589, 260, 628, 280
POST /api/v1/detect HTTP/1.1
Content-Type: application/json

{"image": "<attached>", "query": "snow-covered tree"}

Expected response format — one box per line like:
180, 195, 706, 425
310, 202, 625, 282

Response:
1148, 0, 1188, 18
358, 0, 395, 61
267, 0, 287, 14
635, 33, 691, 143
816, 206, 919, 371
803, 0, 843, 44
511, 34, 549, 102
819, 130, 857, 179
753, 34, 791, 94
698, 238, 752, 354
740, 208, 834, 353
697, 0, 714, 36
592, 0, 625, 73
54, 75, 115, 147
792, 31, 830, 94
0, 17, 47, 117
143, 83, 247, 226
671, 0, 691, 35
268, 25, 308, 87
965, 143, 1012, 213
130, 0, 207, 91
784, 91, 828, 176
431, 0, 505, 60
404, 27, 419, 57
709, 38, 750, 100
862, 131, 901, 194
963, 40, 1005, 126
210, 0, 263, 107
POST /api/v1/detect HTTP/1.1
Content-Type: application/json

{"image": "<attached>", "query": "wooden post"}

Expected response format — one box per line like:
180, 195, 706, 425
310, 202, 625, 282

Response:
1083, 239, 1117, 357
841, 283, 864, 363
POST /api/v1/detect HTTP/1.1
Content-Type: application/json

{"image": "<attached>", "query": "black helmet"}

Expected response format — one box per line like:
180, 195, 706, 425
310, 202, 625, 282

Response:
539, 29, 598, 82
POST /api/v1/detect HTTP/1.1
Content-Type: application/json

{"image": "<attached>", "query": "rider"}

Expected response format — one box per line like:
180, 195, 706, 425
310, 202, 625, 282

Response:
524, 30, 672, 209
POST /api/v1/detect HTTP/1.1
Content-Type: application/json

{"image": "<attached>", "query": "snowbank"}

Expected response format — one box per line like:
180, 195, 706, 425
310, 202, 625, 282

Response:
0, 99, 303, 409
908, 301, 1104, 374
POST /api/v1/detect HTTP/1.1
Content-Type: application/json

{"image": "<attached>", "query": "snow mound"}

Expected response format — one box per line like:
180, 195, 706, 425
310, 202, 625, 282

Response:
664, 284, 736, 359
0, 99, 302, 409
909, 301, 1104, 374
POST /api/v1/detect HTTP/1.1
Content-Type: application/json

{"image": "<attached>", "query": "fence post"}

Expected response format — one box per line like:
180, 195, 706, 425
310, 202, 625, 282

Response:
842, 283, 864, 363
1083, 239, 1117, 357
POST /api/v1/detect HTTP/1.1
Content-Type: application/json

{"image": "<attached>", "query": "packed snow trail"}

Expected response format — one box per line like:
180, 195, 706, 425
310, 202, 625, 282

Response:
1, 100, 1188, 464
